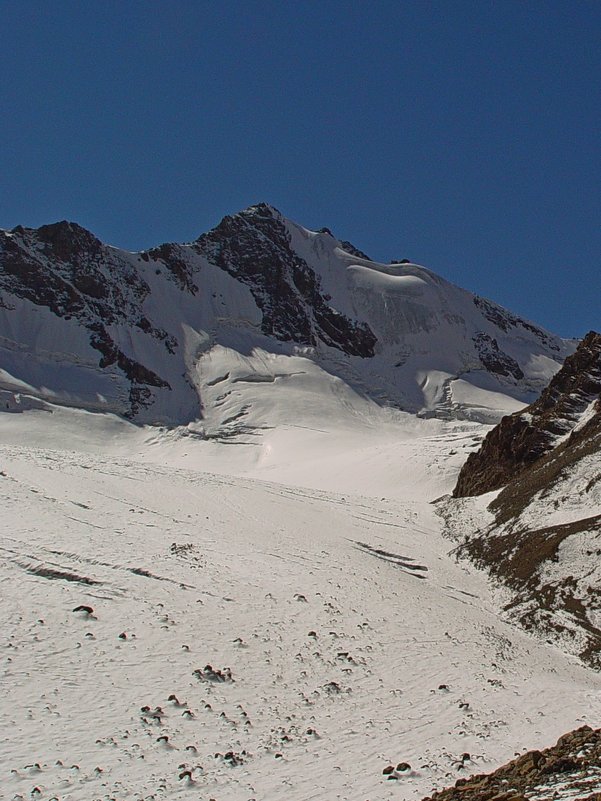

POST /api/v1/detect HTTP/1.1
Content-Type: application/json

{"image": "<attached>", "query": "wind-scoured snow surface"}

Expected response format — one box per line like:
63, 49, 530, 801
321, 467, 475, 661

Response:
0, 204, 572, 425
1, 400, 600, 801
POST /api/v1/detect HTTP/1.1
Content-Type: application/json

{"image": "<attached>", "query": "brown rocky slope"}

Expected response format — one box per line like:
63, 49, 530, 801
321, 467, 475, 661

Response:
454, 331, 601, 498
442, 331, 601, 668
420, 726, 601, 801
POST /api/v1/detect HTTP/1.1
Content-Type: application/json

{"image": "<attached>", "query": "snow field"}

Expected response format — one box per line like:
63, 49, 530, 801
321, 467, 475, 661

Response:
1, 409, 600, 801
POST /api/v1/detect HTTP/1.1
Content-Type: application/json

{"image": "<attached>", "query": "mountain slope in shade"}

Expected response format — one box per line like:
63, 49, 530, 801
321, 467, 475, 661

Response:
444, 332, 601, 668
0, 203, 571, 426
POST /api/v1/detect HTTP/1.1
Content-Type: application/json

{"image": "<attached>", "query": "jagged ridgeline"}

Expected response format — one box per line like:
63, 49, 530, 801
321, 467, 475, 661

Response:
0, 203, 570, 423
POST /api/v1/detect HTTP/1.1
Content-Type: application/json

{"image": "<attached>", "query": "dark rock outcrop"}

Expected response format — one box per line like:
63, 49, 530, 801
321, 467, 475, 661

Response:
453, 395, 601, 666
421, 726, 601, 801
454, 331, 601, 497
145, 242, 199, 294
473, 295, 560, 352
194, 203, 378, 357
337, 239, 371, 261
473, 332, 524, 381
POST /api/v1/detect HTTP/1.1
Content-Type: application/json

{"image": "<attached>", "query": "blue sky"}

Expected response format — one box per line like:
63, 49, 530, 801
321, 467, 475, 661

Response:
1, 1, 599, 337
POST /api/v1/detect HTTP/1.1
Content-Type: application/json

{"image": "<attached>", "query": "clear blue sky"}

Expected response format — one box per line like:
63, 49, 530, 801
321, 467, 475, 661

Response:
1, 1, 599, 337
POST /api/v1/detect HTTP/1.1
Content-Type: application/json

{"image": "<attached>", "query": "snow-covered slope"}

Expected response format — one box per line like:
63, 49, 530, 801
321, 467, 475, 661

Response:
1, 404, 600, 801
0, 203, 571, 427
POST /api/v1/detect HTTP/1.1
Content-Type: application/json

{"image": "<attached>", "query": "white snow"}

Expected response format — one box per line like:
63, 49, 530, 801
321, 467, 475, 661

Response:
1, 394, 600, 801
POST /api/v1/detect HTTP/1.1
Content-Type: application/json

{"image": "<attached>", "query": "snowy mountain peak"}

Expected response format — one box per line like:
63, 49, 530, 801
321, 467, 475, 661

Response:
200, 201, 285, 238
242, 200, 283, 218
0, 205, 572, 425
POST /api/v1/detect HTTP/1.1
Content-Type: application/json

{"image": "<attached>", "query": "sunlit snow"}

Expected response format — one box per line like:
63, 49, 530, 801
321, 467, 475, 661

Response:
1, 388, 599, 801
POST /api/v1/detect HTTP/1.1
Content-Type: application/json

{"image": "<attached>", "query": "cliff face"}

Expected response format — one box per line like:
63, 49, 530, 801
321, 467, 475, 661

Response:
454, 331, 601, 497
194, 203, 378, 357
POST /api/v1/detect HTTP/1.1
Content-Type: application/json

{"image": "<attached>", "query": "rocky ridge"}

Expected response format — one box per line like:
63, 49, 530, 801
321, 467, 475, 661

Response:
421, 726, 601, 801
443, 332, 601, 668
454, 332, 601, 497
